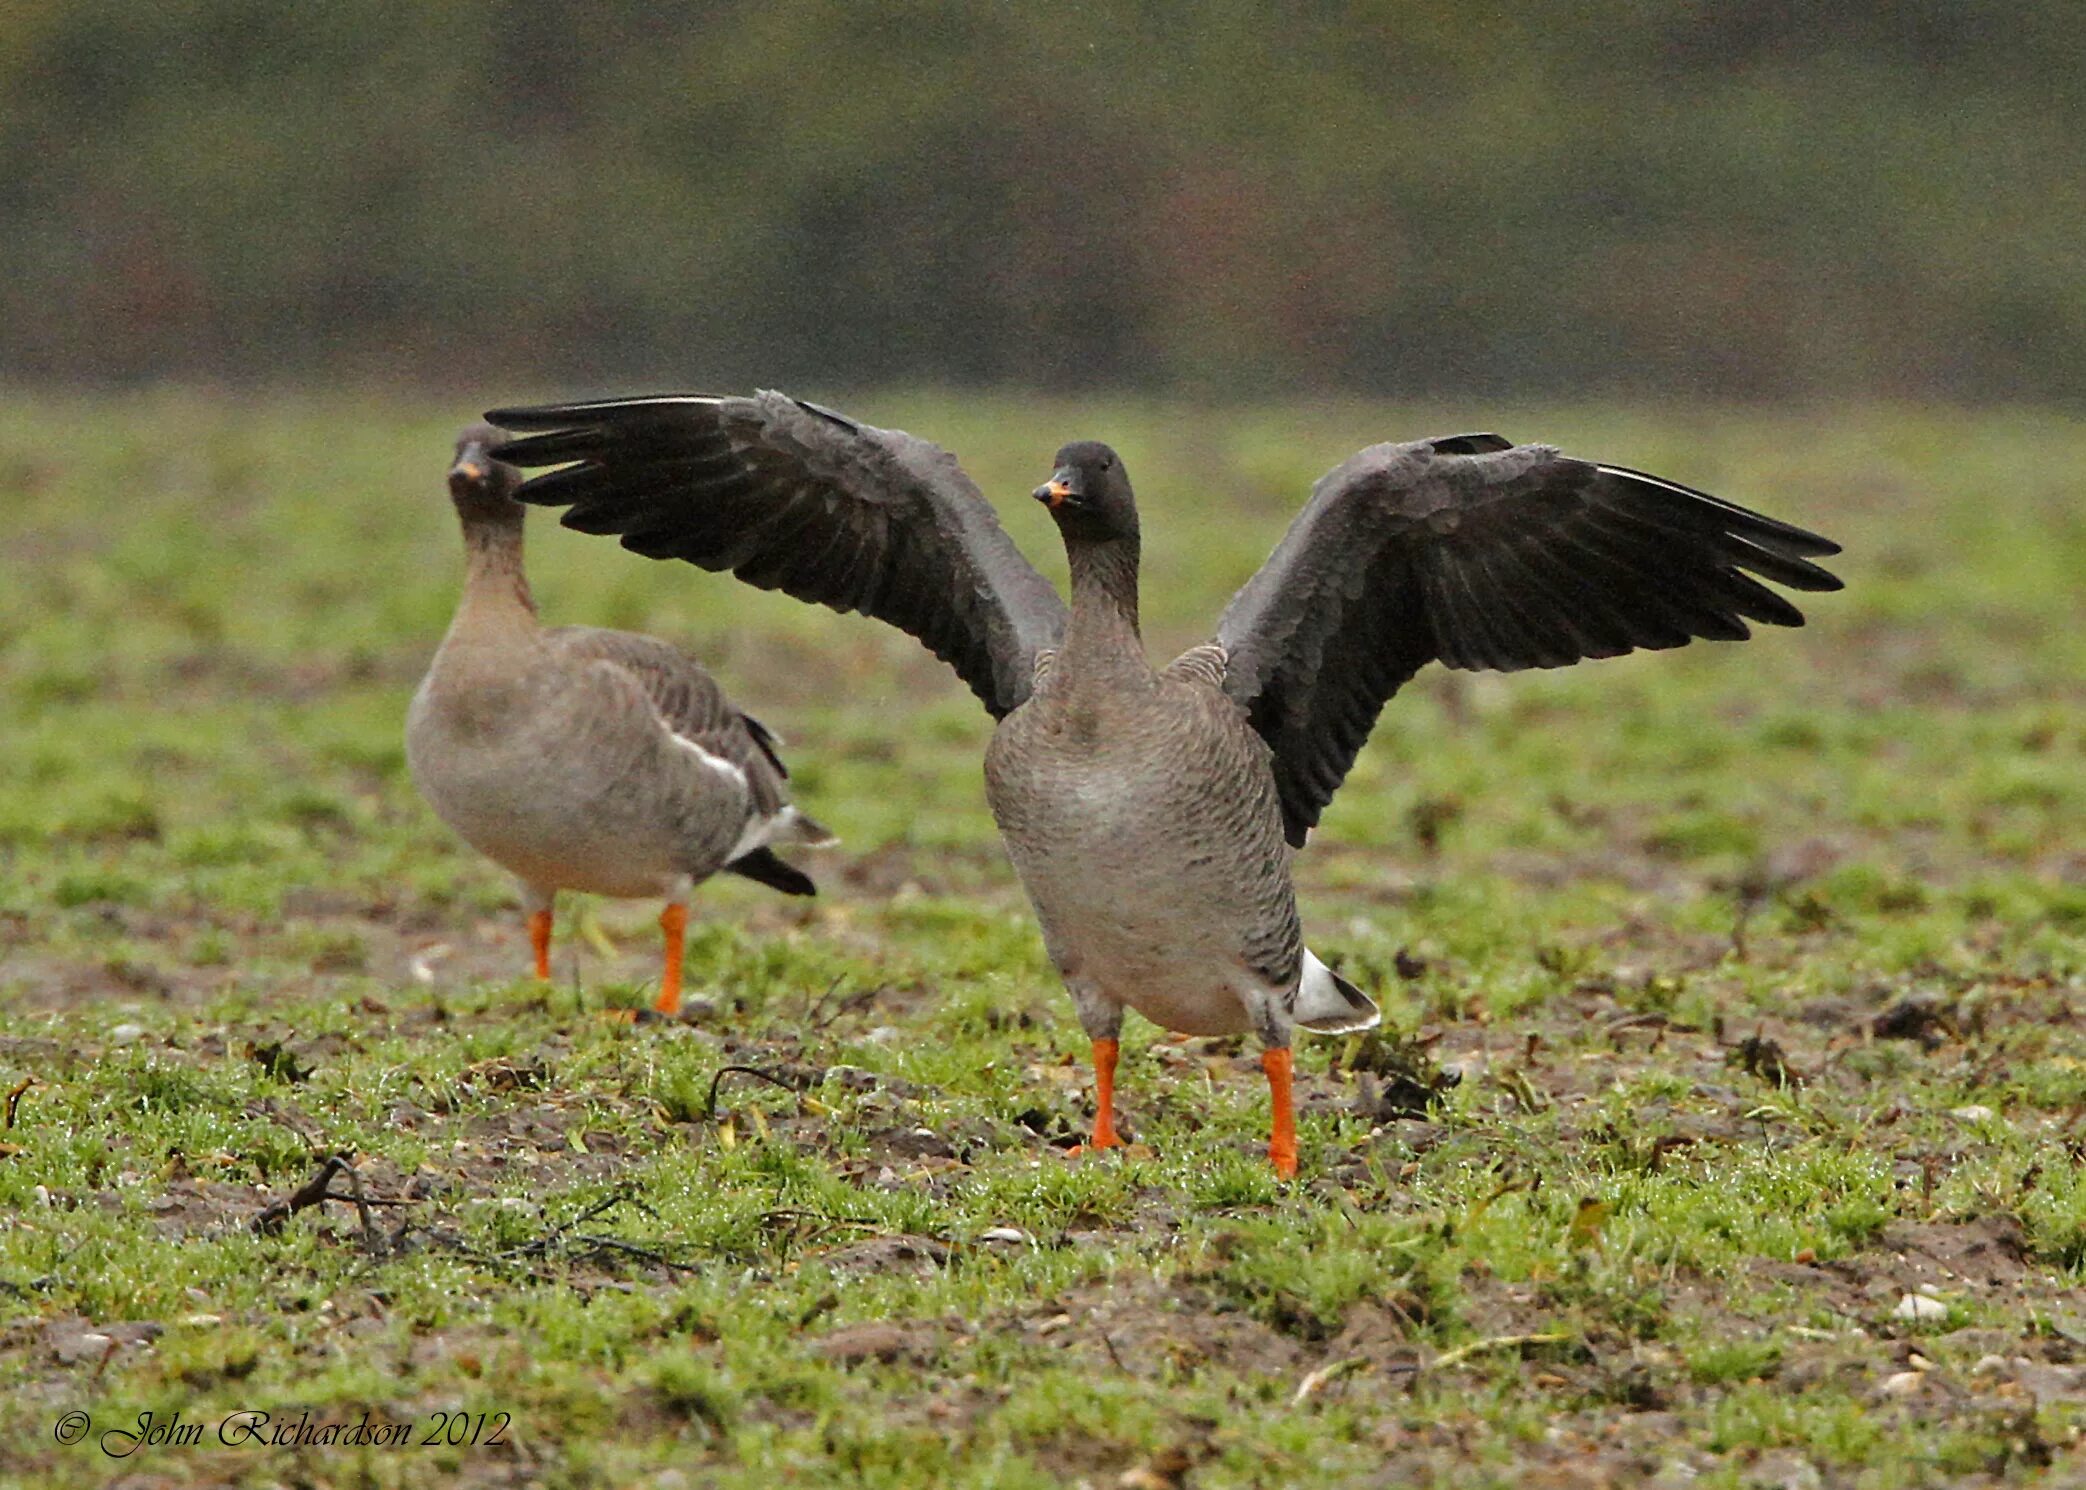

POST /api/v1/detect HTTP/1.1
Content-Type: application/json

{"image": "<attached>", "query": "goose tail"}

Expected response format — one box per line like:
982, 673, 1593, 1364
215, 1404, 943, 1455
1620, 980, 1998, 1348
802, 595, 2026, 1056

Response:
1293, 950, 1380, 1034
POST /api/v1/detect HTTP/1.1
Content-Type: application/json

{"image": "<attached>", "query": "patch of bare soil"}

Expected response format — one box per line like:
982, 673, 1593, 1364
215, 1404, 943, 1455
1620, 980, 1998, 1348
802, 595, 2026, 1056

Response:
1011, 1277, 1308, 1381
951, 1221, 2081, 1488
812, 1318, 952, 1366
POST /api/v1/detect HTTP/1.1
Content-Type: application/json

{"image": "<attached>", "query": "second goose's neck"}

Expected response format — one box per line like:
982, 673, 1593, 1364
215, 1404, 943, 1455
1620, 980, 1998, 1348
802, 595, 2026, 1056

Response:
452, 517, 538, 640
1062, 535, 1144, 675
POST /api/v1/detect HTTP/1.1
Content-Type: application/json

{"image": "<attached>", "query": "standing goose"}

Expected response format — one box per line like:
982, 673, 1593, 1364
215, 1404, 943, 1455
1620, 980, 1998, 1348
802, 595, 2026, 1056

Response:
485, 396, 1841, 1172
406, 423, 833, 1018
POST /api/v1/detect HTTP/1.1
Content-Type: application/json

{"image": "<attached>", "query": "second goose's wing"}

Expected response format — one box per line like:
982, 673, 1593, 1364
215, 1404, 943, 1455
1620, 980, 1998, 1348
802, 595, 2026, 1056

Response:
545, 625, 785, 811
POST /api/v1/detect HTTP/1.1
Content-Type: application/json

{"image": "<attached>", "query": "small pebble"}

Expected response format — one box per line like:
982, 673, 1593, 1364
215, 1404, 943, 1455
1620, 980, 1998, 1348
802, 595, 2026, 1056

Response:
1892, 1292, 1949, 1322
109, 1023, 146, 1046
823, 1065, 878, 1092
1950, 1104, 1997, 1122
979, 1226, 1030, 1245
1971, 1354, 2009, 1377
54, 1332, 115, 1366
1880, 1370, 1927, 1396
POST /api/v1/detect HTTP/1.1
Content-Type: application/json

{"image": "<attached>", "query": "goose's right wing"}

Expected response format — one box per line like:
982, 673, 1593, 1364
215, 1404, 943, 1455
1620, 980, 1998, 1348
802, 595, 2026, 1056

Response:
488, 392, 1068, 718
1216, 435, 1844, 846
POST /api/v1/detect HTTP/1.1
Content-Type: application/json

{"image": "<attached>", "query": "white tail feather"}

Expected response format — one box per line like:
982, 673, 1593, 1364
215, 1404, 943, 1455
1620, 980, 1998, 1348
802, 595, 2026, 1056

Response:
1293, 950, 1380, 1034
771, 805, 837, 848
727, 804, 837, 864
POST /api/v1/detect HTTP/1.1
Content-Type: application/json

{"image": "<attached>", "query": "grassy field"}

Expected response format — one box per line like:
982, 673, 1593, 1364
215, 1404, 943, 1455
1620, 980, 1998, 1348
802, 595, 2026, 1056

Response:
2, 393, 2084, 1488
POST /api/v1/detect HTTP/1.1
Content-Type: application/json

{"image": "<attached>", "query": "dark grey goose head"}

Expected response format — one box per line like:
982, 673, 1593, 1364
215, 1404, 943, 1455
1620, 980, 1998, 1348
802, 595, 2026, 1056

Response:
1034, 441, 1140, 546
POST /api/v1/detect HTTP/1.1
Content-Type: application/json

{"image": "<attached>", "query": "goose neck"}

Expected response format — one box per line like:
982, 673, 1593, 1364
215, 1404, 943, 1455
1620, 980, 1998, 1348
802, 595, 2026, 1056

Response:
455, 517, 538, 630
1062, 535, 1144, 671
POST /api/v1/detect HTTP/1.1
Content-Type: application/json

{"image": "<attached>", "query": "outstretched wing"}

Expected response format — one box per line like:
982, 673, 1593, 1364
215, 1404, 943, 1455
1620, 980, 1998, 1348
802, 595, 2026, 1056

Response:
488, 392, 1068, 718
1215, 434, 1844, 846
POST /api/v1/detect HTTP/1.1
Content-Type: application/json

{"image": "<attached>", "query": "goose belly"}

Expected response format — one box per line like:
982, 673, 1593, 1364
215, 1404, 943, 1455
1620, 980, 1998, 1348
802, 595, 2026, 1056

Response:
407, 697, 718, 898
1012, 857, 1280, 1035
986, 710, 1295, 1037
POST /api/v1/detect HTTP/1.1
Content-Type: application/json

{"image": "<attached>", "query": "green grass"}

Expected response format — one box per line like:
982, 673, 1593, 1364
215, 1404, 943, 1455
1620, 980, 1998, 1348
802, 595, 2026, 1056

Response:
1, 392, 2084, 1486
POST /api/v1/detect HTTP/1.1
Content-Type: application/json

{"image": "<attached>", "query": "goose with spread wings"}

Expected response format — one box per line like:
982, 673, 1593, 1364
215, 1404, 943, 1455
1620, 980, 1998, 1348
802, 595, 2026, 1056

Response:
488, 393, 1841, 1174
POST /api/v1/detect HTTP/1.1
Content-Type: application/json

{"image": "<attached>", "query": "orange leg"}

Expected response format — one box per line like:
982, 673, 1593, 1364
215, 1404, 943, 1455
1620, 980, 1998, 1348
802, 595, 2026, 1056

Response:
654, 903, 688, 1017
527, 907, 553, 980
1262, 1046, 1298, 1179
1088, 1037, 1122, 1151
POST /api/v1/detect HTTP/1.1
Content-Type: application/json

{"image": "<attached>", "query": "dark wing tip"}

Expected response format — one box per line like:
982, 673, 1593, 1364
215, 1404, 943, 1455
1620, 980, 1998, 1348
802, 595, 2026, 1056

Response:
483, 404, 550, 429
1598, 463, 1844, 558
1427, 432, 1515, 456
788, 396, 862, 433
485, 394, 725, 432
487, 434, 582, 469
739, 713, 790, 779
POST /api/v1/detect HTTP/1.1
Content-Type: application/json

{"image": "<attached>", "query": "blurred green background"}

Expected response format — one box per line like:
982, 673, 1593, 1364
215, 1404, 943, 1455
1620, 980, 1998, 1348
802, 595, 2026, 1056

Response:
5, 0, 2081, 399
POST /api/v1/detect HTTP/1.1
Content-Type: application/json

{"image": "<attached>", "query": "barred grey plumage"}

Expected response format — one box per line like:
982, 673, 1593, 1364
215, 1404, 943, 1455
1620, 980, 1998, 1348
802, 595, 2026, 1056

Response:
406, 424, 831, 1018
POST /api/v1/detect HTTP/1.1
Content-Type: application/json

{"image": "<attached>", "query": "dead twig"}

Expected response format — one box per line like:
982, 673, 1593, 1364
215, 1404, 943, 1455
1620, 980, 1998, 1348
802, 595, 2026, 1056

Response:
251, 1153, 415, 1247
704, 1064, 804, 1121
4, 1076, 34, 1128
253, 1154, 355, 1236
1292, 1355, 1368, 1407
337, 1154, 381, 1254
497, 1188, 647, 1260
802, 974, 851, 1030
1427, 1331, 1571, 1373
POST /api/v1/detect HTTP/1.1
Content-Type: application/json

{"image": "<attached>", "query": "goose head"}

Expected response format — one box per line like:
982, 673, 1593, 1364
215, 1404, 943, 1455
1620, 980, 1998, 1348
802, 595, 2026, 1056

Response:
1034, 441, 1139, 545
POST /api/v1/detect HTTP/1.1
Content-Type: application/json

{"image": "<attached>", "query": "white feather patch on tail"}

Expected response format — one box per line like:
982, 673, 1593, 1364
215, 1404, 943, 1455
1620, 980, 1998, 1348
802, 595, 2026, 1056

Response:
769, 805, 837, 848
1292, 950, 1380, 1034
725, 804, 837, 864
